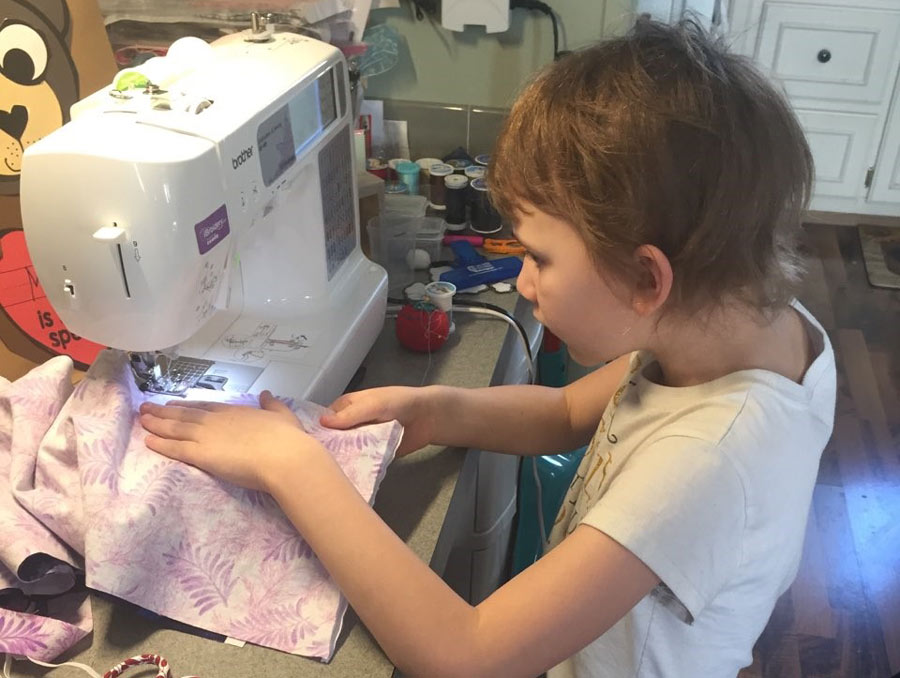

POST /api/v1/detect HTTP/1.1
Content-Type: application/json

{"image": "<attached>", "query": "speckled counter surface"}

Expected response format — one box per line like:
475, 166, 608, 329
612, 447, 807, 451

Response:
13, 290, 526, 678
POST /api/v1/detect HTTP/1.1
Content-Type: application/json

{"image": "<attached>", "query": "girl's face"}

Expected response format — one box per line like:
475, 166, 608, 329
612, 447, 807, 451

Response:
513, 205, 639, 365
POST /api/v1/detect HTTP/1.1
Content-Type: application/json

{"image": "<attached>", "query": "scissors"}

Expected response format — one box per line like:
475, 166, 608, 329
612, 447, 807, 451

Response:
482, 238, 526, 255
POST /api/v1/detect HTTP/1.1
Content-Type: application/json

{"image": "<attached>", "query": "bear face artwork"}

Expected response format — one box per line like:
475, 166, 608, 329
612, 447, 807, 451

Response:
0, 0, 78, 193
0, 0, 114, 377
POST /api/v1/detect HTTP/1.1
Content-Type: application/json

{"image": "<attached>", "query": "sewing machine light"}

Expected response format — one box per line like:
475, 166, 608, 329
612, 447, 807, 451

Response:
92, 225, 126, 242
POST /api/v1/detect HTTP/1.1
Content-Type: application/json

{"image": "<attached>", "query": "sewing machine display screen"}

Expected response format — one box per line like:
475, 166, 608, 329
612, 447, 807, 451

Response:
258, 68, 338, 187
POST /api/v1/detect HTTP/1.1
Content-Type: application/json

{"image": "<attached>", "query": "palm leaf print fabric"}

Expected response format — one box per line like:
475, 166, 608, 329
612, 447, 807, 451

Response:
0, 351, 402, 662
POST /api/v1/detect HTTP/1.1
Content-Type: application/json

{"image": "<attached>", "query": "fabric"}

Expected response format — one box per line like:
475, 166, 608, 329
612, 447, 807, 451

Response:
0, 350, 402, 662
547, 302, 836, 678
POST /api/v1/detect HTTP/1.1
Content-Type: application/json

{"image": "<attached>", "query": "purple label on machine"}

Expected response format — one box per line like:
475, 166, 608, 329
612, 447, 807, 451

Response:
195, 205, 230, 255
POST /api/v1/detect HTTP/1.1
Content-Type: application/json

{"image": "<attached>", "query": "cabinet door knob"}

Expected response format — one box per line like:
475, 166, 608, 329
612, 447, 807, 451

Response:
817, 49, 832, 63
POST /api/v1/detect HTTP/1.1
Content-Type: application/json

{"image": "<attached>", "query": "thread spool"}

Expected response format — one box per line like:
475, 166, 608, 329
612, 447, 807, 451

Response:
415, 157, 442, 195
444, 174, 469, 230
367, 158, 389, 180
446, 159, 469, 174
428, 163, 453, 209
395, 161, 420, 195
470, 177, 502, 234
464, 165, 485, 181
388, 157, 410, 181
385, 181, 409, 195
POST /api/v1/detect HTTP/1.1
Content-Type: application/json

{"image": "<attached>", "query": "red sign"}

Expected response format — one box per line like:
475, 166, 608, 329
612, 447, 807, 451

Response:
0, 229, 105, 368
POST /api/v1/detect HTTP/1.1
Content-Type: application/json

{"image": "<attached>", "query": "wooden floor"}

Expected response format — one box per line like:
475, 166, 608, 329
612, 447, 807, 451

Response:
738, 224, 900, 678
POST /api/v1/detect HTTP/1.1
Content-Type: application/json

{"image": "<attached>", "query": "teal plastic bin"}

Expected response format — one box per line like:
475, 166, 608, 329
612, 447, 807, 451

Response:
511, 331, 587, 576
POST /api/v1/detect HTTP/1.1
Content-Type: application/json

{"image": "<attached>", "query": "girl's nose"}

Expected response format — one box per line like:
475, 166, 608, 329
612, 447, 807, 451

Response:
516, 258, 535, 301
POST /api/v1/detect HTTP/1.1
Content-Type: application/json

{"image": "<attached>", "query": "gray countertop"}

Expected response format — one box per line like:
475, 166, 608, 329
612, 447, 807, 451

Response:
14, 289, 526, 678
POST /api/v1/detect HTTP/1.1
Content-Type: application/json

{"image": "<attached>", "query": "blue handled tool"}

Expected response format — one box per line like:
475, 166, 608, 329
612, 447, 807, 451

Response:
440, 241, 522, 288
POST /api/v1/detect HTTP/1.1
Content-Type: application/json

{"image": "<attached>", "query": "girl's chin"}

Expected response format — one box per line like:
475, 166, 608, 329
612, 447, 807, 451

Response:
566, 344, 609, 368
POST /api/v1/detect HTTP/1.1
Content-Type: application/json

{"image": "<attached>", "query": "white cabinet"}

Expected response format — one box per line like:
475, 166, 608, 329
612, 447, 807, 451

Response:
870, 79, 900, 203
730, 0, 900, 216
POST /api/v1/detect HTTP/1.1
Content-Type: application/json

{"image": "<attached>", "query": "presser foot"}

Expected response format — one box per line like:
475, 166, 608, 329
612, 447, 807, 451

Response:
128, 352, 215, 397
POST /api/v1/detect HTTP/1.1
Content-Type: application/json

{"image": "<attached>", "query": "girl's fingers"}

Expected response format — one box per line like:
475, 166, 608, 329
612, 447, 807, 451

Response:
320, 404, 370, 429
327, 393, 355, 413
319, 404, 382, 429
164, 400, 229, 412
140, 402, 213, 424
140, 412, 203, 442
144, 434, 199, 464
259, 390, 293, 416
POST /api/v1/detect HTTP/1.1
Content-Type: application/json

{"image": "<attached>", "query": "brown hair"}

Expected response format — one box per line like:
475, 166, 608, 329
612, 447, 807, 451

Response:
489, 19, 813, 315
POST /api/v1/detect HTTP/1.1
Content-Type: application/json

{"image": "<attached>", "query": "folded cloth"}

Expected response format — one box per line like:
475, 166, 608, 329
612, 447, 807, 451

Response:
1, 350, 402, 662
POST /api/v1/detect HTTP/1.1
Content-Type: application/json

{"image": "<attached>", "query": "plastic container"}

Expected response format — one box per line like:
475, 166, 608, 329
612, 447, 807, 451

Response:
384, 193, 428, 216
367, 214, 417, 294
396, 160, 420, 195
353, 129, 367, 174
414, 217, 447, 261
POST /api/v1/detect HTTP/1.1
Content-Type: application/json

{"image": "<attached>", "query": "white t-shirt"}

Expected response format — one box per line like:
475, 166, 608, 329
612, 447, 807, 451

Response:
546, 302, 836, 678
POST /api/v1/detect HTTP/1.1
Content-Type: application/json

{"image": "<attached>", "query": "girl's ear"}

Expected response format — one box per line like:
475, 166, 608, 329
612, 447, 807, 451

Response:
632, 245, 673, 315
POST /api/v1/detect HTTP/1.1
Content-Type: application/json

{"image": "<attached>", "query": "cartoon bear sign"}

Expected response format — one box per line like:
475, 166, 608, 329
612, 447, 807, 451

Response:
0, 0, 116, 380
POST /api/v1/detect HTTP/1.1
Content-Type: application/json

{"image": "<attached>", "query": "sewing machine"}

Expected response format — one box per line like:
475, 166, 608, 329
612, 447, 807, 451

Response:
20, 21, 388, 405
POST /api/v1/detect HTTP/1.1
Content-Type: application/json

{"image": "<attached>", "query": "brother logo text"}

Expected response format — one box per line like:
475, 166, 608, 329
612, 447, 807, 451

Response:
232, 147, 254, 169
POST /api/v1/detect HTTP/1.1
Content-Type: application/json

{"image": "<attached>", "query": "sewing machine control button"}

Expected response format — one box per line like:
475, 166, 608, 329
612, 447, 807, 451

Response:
92, 225, 126, 242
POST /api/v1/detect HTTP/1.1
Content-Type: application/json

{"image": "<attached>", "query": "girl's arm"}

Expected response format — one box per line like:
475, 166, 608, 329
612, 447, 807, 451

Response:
324, 353, 632, 456
266, 446, 659, 678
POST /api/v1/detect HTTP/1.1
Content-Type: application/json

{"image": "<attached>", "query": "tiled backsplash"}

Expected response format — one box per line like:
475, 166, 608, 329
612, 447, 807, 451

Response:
378, 100, 508, 161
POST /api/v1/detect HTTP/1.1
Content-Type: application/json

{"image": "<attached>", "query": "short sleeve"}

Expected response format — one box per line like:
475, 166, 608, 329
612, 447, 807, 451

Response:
579, 436, 746, 622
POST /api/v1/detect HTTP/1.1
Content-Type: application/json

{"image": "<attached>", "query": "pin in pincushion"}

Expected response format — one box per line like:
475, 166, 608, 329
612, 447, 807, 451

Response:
395, 302, 450, 352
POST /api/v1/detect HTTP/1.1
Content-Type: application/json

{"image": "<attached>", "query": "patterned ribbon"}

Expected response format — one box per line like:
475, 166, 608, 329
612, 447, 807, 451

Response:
2, 652, 199, 678
103, 653, 199, 678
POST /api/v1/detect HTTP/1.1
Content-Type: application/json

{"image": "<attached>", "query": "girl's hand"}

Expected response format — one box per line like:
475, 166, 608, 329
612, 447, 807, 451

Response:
139, 391, 320, 492
321, 386, 436, 457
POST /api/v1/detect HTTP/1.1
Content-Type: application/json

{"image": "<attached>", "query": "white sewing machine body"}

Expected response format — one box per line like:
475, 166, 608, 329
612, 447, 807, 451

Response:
21, 31, 387, 405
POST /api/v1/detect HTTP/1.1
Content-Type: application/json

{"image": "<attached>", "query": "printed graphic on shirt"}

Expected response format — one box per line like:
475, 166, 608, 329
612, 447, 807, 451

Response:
547, 352, 643, 546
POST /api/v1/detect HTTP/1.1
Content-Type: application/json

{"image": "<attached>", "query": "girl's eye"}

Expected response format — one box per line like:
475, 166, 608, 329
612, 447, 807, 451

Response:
526, 251, 543, 268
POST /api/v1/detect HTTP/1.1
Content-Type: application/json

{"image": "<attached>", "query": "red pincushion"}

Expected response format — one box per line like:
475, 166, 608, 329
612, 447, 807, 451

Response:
395, 303, 450, 352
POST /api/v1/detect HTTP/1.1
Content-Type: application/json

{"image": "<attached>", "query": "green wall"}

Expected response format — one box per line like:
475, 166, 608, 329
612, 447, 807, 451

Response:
364, 0, 635, 108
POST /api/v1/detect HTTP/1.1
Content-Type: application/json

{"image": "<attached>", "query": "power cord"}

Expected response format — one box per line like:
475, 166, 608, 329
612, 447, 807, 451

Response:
389, 295, 546, 545
454, 304, 536, 384
510, 0, 566, 60
388, 296, 536, 384
408, 0, 438, 20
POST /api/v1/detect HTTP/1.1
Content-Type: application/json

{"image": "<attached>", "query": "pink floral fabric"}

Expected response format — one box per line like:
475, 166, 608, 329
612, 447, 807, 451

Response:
0, 351, 401, 662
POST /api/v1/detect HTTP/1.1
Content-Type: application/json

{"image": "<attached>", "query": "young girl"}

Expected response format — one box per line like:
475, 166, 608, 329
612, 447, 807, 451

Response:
139, 20, 836, 678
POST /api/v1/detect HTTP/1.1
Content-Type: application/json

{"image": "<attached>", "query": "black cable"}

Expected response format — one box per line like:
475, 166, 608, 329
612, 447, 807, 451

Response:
408, 0, 438, 20
510, 0, 565, 60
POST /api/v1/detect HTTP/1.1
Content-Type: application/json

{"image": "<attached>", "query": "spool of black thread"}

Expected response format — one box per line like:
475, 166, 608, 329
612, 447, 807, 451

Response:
444, 174, 469, 230
470, 178, 502, 234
